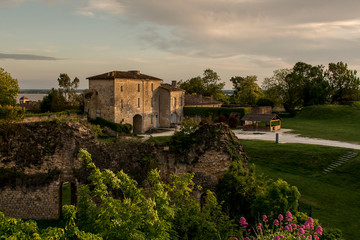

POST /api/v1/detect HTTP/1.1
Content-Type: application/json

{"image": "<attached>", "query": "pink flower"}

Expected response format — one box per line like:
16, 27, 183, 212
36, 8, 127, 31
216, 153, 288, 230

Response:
274, 219, 279, 226
240, 217, 248, 228
257, 223, 262, 232
274, 236, 280, 240
298, 228, 305, 235
233, 238, 238, 240
262, 214, 268, 222
307, 235, 313, 240
315, 226, 323, 235
278, 214, 284, 221
286, 211, 293, 222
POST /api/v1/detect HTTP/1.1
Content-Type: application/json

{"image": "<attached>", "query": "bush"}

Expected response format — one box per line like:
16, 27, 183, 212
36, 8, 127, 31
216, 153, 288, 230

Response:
218, 114, 226, 122
0, 105, 25, 122
184, 107, 250, 119
89, 117, 132, 135
256, 98, 274, 108
228, 116, 239, 128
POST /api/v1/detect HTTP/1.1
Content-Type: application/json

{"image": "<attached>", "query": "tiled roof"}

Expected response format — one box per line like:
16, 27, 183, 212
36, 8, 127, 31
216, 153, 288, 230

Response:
87, 70, 162, 81
241, 113, 281, 122
185, 94, 222, 106
160, 83, 184, 92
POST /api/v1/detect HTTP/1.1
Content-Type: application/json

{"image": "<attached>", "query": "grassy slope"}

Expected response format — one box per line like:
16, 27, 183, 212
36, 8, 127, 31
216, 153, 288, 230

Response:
282, 104, 360, 144
241, 139, 360, 239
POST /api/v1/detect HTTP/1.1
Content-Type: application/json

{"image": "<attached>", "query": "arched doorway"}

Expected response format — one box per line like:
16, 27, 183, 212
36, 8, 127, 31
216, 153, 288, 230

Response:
133, 114, 143, 134
171, 113, 177, 124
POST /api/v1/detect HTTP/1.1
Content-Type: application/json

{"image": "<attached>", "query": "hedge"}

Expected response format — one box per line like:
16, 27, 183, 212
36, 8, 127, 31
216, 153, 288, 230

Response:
90, 117, 132, 134
183, 107, 251, 118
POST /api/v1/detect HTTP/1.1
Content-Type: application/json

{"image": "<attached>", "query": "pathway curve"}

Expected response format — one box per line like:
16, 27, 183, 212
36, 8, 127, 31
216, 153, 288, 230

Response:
141, 128, 360, 150
232, 129, 360, 150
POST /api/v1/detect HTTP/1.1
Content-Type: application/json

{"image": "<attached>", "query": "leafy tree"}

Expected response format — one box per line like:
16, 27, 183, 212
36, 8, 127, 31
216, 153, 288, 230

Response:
57, 73, 79, 103
325, 61, 360, 103
0, 67, 19, 106
283, 62, 330, 114
230, 75, 263, 105
251, 179, 301, 218
216, 160, 264, 221
179, 69, 228, 103
40, 88, 67, 112
0, 105, 25, 122
256, 98, 274, 108
262, 69, 291, 107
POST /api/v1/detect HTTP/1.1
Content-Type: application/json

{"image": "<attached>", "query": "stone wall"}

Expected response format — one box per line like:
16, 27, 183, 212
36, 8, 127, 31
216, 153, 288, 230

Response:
0, 121, 246, 219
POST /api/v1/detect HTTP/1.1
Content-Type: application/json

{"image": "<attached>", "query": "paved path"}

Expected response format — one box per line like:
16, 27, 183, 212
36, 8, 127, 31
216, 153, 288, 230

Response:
141, 128, 360, 150
232, 129, 360, 150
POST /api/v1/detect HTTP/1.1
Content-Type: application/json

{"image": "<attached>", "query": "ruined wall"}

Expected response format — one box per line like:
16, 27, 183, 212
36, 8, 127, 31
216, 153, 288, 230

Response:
0, 121, 246, 219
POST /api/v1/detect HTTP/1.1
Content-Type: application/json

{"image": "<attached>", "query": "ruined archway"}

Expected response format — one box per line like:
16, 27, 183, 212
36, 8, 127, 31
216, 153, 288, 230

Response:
133, 114, 143, 134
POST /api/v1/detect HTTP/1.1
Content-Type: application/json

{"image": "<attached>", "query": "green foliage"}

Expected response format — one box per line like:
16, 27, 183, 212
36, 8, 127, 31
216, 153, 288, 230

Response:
76, 149, 235, 240
216, 161, 264, 221
230, 75, 263, 105
169, 119, 199, 154
179, 69, 228, 103
0, 105, 25, 122
57, 73, 80, 103
262, 69, 291, 107
256, 98, 274, 108
40, 88, 68, 113
183, 106, 250, 118
326, 61, 360, 103
89, 117, 132, 134
0, 67, 19, 106
251, 179, 301, 217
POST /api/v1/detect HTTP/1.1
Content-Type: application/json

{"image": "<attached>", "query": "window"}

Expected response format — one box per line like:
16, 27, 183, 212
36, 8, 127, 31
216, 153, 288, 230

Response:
121, 100, 123, 111
151, 97, 153, 107
121, 86, 123, 92
179, 97, 182, 106
138, 84, 140, 92
137, 98, 140, 107
173, 97, 177, 107
151, 83, 154, 92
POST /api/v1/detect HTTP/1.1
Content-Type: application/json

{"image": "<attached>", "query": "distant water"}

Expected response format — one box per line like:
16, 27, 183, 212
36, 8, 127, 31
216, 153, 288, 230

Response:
17, 93, 47, 103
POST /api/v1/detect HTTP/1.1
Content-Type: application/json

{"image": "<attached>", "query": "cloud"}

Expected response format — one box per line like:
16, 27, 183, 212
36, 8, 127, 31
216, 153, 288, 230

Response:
0, 53, 61, 60
110, 0, 360, 65
77, 0, 123, 17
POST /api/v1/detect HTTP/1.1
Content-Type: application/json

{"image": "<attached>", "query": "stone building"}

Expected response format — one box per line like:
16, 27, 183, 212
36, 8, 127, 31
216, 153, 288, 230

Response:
85, 70, 185, 133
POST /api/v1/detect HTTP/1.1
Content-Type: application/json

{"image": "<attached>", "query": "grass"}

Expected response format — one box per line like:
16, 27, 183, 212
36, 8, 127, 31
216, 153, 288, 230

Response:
241, 139, 360, 239
282, 104, 360, 144
145, 136, 172, 144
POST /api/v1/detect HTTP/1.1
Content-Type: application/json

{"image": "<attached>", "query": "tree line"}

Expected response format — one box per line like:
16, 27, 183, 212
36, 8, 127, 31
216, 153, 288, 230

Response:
179, 61, 360, 114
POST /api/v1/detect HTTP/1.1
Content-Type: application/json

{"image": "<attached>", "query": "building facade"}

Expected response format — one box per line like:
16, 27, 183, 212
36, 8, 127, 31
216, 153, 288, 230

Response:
85, 70, 185, 133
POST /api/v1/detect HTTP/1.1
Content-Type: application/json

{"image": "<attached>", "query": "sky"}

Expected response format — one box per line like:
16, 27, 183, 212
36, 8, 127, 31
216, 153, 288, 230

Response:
1, 0, 360, 90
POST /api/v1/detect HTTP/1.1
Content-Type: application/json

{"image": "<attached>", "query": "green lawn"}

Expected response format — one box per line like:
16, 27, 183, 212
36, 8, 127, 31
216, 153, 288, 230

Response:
241, 139, 360, 240
281, 104, 360, 144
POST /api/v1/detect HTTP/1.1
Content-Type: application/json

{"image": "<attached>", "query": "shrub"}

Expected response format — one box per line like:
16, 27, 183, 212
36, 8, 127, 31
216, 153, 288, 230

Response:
228, 116, 239, 128
218, 114, 227, 122
89, 117, 132, 135
184, 107, 250, 119
256, 98, 275, 108
0, 105, 25, 122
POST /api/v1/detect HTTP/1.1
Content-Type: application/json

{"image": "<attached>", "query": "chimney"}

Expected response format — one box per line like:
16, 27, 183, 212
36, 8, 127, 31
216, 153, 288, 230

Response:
171, 80, 177, 88
129, 70, 140, 75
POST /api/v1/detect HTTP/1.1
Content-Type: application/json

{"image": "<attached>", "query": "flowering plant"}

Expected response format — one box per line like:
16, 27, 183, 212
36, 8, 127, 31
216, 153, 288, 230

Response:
235, 211, 323, 240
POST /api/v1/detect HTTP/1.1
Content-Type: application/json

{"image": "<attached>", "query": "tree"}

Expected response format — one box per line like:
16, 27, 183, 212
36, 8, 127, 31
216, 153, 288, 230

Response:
230, 75, 263, 105
283, 62, 330, 114
57, 73, 79, 103
40, 88, 67, 112
179, 69, 228, 103
0, 68, 19, 106
325, 61, 360, 103
262, 69, 291, 107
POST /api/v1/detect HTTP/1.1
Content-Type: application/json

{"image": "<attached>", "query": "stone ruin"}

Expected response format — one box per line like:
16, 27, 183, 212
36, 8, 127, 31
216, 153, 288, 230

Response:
0, 121, 247, 219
